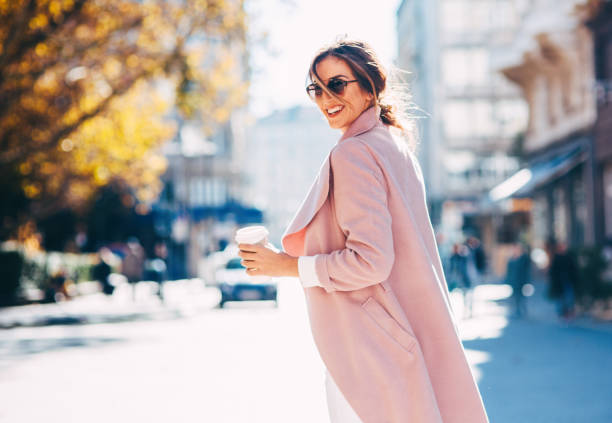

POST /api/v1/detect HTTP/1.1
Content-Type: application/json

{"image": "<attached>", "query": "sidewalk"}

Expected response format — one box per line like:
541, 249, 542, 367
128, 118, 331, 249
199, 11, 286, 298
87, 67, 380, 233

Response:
0, 279, 220, 329
480, 279, 612, 335
2, 277, 611, 334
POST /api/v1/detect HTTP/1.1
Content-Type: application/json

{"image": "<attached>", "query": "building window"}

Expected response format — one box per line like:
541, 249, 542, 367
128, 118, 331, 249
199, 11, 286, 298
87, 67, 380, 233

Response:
204, 179, 214, 205
190, 179, 205, 206
444, 102, 472, 138
442, 48, 489, 88
441, 0, 515, 35
473, 101, 496, 137
209, 178, 226, 206
490, 1, 518, 32
441, 1, 469, 34
443, 100, 496, 139
495, 99, 529, 138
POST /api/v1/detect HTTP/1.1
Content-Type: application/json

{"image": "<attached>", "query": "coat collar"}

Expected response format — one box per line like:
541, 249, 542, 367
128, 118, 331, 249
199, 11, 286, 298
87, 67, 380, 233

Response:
338, 105, 382, 143
281, 153, 331, 256
281, 105, 382, 256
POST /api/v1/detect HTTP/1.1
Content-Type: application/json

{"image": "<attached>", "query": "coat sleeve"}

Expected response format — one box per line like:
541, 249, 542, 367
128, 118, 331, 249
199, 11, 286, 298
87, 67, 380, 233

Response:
313, 139, 394, 292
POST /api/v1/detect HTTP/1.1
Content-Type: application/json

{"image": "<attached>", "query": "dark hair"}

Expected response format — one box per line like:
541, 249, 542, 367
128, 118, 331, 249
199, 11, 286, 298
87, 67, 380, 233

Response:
308, 38, 415, 149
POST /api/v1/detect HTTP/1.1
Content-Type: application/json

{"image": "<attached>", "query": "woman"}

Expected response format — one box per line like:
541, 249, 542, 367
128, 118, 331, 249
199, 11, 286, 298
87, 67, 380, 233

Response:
238, 39, 489, 423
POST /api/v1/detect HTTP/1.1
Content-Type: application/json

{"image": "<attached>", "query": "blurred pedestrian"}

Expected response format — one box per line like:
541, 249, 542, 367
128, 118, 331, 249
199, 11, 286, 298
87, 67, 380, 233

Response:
467, 236, 487, 285
548, 240, 578, 321
449, 243, 474, 318
121, 237, 145, 300
44, 269, 70, 303
505, 242, 531, 318
93, 247, 114, 295
142, 242, 169, 301
237, 39, 488, 422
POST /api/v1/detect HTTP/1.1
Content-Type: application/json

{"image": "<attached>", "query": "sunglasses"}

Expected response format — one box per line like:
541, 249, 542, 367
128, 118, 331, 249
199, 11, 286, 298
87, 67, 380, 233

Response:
306, 77, 359, 100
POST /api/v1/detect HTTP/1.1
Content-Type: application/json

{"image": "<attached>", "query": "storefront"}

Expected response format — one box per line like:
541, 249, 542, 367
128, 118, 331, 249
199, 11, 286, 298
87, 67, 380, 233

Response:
589, 0, 612, 244
488, 140, 591, 249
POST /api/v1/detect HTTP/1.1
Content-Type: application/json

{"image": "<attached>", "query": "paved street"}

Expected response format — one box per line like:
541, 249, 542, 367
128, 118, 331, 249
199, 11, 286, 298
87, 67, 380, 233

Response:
455, 285, 612, 423
0, 279, 611, 423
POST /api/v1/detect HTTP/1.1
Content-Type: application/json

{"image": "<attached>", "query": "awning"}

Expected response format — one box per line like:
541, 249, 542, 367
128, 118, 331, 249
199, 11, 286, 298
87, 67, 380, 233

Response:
488, 144, 587, 202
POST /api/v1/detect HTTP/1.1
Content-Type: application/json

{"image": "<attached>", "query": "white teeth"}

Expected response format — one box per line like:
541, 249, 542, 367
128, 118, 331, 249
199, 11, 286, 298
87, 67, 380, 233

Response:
327, 106, 343, 114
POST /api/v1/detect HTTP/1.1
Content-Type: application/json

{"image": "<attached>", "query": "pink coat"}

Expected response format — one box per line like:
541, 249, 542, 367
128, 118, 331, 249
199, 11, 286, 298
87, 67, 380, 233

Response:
281, 107, 489, 423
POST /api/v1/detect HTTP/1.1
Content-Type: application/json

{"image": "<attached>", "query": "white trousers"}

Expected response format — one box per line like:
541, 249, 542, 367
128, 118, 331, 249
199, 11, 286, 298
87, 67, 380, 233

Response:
325, 369, 363, 423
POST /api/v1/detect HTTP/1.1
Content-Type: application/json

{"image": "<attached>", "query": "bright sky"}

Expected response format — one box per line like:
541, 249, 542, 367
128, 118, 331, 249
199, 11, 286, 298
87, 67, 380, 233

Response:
246, 0, 403, 118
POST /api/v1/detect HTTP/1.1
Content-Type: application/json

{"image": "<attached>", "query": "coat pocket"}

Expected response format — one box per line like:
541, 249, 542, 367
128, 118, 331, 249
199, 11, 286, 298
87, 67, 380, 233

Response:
361, 296, 418, 354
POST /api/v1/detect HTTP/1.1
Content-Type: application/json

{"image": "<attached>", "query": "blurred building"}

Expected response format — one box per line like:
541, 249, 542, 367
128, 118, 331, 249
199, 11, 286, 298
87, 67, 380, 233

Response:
155, 34, 262, 279
490, 0, 601, 252
396, 0, 528, 237
158, 113, 263, 279
587, 0, 612, 244
243, 106, 337, 244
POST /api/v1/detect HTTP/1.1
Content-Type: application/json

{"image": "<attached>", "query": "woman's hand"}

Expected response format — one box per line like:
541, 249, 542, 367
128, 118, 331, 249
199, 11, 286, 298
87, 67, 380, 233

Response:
237, 243, 299, 278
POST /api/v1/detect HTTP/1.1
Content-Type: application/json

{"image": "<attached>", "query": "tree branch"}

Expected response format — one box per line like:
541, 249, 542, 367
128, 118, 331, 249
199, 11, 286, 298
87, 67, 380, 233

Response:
0, 0, 87, 79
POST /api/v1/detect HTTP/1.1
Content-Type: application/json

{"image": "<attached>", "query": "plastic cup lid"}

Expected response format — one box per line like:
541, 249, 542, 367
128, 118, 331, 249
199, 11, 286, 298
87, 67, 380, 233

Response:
235, 225, 269, 244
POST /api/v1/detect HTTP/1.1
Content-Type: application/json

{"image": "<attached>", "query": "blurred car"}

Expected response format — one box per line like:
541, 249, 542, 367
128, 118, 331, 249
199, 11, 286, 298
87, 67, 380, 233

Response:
216, 257, 277, 307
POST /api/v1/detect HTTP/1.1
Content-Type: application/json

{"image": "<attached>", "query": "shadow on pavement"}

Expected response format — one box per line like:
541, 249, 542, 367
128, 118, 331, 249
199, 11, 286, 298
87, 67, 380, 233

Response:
463, 311, 612, 423
0, 336, 125, 359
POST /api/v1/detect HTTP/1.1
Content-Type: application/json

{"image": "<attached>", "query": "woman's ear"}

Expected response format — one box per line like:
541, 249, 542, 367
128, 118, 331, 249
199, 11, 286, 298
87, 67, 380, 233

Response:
366, 95, 375, 109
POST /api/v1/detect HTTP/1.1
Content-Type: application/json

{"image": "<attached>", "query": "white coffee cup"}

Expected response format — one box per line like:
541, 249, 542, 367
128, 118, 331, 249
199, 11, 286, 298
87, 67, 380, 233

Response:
235, 225, 272, 283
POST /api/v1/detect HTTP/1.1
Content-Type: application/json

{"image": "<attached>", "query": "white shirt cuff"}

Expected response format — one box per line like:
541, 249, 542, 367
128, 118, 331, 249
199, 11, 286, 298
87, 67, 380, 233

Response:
298, 255, 322, 288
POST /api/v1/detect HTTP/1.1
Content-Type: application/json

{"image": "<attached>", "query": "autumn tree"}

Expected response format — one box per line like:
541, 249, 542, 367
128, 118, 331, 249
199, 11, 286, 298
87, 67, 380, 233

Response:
0, 0, 248, 241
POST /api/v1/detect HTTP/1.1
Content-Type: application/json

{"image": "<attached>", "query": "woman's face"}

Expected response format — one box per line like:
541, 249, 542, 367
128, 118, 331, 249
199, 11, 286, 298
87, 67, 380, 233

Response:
313, 56, 374, 133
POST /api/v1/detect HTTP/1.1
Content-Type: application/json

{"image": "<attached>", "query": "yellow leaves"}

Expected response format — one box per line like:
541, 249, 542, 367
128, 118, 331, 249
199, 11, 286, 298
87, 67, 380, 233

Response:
94, 166, 110, 184
48, 0, 75, 18
222, 14, 240, 31
19, 162, 32, 175
147, 154, 167, 173
31, 128, 50, 142
48, 1, 62, 18
79, 95, 99, 115
66, 181, 91, 206
40, 161, 55, 176
63, 108, 80, 126
75, 24, 92, 40
95, 14, 115, 36
23, 182, 41, 199
19, 95, 48, 114
34, 71, 59, 96
118, 2, 136, 15
0, 0, 11, 15
126, 54, 139, 69
18, 60, 33, 74
103, 58, 122, 80
29, 14, 49, 30
3, 0, 248, 218
48, 79, 175, 206
213, 108, 229, 122
35, 42, 49, 57
17, 221, 41, 252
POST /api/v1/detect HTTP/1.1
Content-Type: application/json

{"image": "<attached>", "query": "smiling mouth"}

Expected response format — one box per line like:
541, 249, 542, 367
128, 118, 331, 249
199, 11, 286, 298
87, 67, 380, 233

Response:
326, 105, 343, 117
